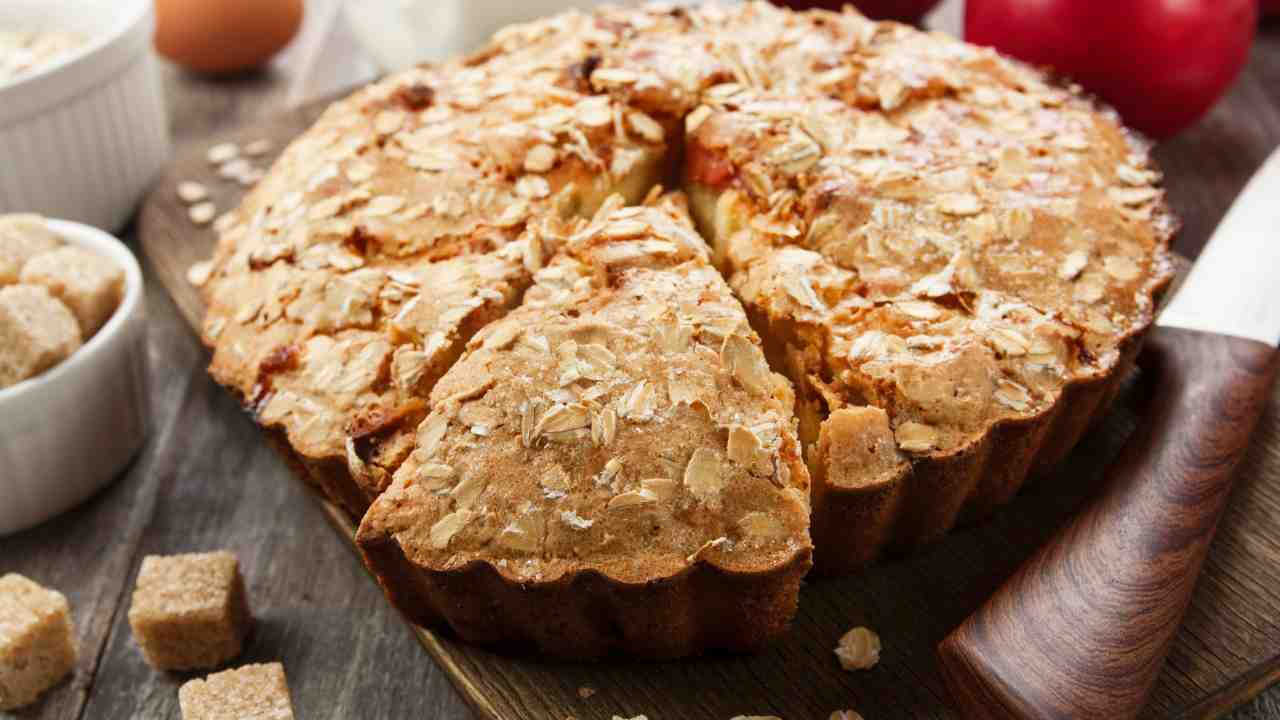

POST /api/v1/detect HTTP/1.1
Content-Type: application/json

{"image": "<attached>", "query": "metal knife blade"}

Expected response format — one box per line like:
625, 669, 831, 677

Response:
1159, 147, 1280, 348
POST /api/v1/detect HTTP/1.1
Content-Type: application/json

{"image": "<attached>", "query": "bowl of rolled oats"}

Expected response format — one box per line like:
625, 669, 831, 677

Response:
0, 0, 170, 231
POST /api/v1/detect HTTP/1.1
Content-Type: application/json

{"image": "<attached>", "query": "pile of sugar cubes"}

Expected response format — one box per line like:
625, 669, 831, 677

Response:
0, 214, 124, 390
2, 552, 294, 718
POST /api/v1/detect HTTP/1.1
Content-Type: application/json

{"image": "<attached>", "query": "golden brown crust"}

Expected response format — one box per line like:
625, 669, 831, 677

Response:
355, 196, 813, 652
194, 1, 1178, 656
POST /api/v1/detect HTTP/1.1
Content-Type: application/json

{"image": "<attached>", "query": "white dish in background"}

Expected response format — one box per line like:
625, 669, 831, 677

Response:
344, 0, 614, 72
0, 0, 170, 232
0, 220, 148, 536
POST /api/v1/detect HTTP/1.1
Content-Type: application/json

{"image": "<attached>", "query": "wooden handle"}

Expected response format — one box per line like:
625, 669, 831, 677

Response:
937, 326, 1278, 720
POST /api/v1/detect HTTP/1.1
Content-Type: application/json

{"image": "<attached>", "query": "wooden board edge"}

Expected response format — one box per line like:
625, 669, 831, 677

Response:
1176, 654, 1280, 720
311, 499, 506, 720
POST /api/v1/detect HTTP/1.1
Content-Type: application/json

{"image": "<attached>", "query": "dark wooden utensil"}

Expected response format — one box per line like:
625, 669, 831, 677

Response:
938, 149, 1280, 720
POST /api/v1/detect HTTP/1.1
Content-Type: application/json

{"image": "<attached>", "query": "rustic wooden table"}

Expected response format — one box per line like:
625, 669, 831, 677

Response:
4, 3, 1279, 718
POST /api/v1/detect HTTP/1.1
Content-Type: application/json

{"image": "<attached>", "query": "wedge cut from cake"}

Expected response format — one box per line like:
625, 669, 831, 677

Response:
356, 195, 812, 658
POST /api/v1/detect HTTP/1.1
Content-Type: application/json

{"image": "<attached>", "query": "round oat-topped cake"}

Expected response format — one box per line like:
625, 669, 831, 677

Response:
192, 2, 1174, 657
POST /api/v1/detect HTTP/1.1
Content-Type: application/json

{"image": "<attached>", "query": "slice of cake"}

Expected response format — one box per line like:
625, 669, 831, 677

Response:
357, 194, 812, 658
197, 48, 677, 516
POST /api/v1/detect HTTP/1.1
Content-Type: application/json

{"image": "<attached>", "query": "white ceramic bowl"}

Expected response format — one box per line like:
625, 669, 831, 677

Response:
344, 0, 613, 72
0, 0, 170, 232
0, 220, 148, 536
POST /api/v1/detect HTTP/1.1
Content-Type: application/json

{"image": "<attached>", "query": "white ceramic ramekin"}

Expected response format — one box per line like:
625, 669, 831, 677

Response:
0, 220, 148, 536
0, 0, 170, 232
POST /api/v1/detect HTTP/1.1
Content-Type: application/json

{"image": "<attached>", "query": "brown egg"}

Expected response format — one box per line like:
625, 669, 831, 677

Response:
154, 0, 304, 75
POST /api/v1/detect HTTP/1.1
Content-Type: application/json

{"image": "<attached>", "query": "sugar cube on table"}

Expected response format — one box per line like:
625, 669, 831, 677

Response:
21, 246, 124, 337
0, 574, 77, 711
0, 284, 81, 390
0, 214, 63, 286
127, 551, 252, 671
178, 663, 294, 720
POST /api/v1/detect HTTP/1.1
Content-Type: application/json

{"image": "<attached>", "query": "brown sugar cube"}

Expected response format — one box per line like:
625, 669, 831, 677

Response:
127, 552, 252, 671
0, 574, 77, 711
178, 663, 294, 720
0, 285, 82, 390
20, 246, 124, 337
0, 214, 63, 286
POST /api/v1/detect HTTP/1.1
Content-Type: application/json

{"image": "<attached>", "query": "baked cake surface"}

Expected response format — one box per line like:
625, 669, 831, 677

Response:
196, 1, 1174, 654
357, 194, 811, 657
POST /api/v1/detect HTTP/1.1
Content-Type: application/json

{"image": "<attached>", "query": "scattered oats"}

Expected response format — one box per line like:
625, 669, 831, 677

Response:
721, 333, 772, 396
598, 457, 623, 486
726, 425, 761, 466
188, 202, 217, 226
176, 181, 208, 204
936, 193, 983, 217
626, 111, 664, 143
186, 260, 214, 287
524, 144, 557, 173
417, 413, 449, 458
641, 477, 677, 501
243, 138, 273, 156
1109, 186, 1160, 206
578, 686, 596, 700
896, 301, 942, 321
206, 142, 238, 165
618, 381, 656, 421
783, 274, 825, 311
561, 510, 594, 530
365, 195, 406, 217
1104, 256, 1140, 282
683, 448, 724, 504
516, 175, 551, 199
1059, 250, 1089, 281
1116, 164, 1156, 186
1075, 278, 1106, 304
374, 109, 406, 135
430, 510, 472, 549
213, 211, 237, 234
835, 626, 881, 671
739, 512, 786, 538
830, 711, 866, 720
608, 488, 657, 510
451, 474, 486, 511
986, 327, 1030, 357
685, 104, 713, 134
895, 421, 937, 452
218, 157, 253, 181
235, 167, 264, 187
995, 380, 1033, 412
536, 403, 592, 436
1054, 134, 1089, 151
592, 407, 618, 446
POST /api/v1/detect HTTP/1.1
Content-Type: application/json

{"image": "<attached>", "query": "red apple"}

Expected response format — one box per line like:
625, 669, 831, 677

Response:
965, 0, 1257, 139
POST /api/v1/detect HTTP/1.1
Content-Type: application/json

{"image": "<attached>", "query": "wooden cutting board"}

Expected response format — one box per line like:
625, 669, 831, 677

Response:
138, 97, 1280, 720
